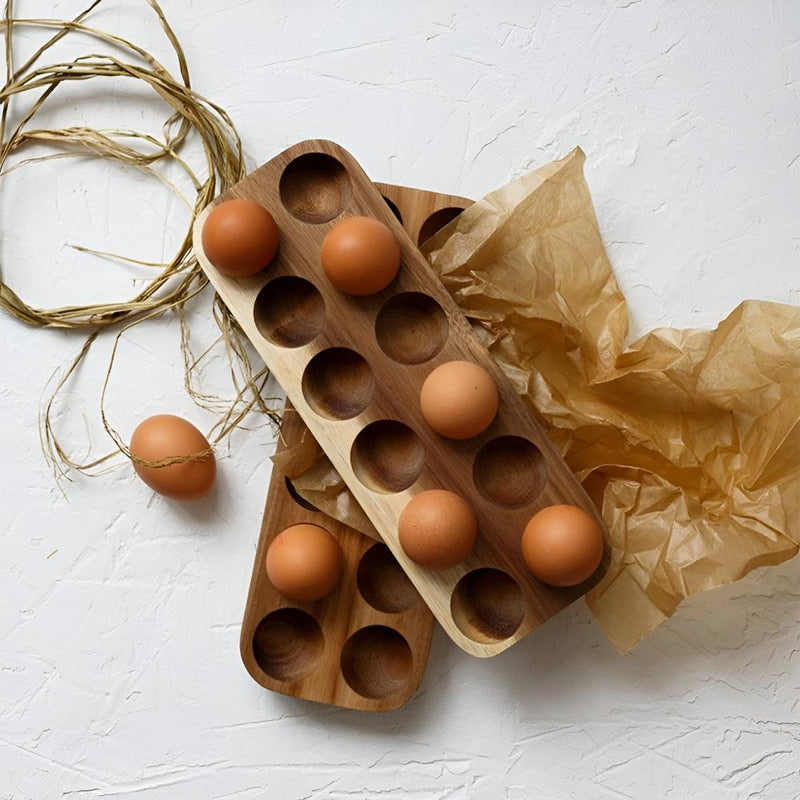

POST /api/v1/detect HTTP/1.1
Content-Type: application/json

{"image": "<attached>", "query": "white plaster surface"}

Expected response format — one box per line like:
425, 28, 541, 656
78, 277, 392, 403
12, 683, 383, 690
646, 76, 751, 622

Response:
2, 1, 799, 797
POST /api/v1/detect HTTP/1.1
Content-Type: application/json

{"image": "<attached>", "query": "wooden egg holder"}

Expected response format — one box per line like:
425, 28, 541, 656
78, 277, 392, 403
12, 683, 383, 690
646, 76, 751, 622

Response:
239, 183, 468, 712
241, 405, 434, 711
196, 139, 610, 658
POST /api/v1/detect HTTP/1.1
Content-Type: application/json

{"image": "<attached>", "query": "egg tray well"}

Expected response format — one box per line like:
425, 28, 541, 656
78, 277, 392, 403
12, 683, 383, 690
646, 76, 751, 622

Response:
241, 406, 434, 712
196, 139, 611, 658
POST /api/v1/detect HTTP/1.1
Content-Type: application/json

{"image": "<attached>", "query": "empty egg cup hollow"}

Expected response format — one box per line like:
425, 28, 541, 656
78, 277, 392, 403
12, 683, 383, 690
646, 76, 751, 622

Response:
252, 608, 325, 682
473, 436, 547, 509
302, 347, 375, 420
284, 475, 320, 512
451, 568, 525, 644
375, 293, 449, 365
382, 195, 403, 224
253, 275, 325, 348
279, 152, 351, 224
350, 420, 425, 494
357, 543, 421, 614
417, 206, 466, 245
340, 626, 413, 699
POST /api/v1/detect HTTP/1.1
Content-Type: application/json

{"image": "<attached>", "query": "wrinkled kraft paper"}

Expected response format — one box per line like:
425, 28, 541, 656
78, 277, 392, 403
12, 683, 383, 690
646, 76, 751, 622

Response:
276, 148, 800, 652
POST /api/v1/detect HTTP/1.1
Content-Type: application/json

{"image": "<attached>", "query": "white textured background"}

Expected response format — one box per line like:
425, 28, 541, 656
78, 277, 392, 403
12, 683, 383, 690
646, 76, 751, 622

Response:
2, 1, 799, 798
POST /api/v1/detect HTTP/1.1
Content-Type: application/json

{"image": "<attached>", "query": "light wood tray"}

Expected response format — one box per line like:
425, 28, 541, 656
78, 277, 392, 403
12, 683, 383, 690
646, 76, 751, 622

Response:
239, 183, 469, 711
198, 139, 610, 658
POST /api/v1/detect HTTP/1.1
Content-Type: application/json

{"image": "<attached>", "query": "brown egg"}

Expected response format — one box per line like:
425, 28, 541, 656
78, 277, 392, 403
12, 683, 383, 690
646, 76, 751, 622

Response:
266, 523, 343, 602
202, 198, 279, 278
320, 216, 401, 295
398, 489, 477, 570
521, 505, 604, 587
129, 414, 216, 501
420, 361, 499, 439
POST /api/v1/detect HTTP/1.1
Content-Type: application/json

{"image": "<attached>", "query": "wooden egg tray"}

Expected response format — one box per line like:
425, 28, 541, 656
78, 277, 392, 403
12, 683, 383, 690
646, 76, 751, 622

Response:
239, 183, 468, 712
196, 139, 610, 658
241, 406, 434, 712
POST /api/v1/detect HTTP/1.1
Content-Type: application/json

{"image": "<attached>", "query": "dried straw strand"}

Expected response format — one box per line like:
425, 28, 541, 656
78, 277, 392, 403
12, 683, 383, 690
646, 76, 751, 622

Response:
0, 0, 280, 483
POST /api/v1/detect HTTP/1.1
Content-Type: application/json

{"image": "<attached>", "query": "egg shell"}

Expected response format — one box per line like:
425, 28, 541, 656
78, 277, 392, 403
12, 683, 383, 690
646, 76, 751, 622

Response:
266, 523, 343, 602
320, 216, 401, 296
398, 489, 477, 571
420, 360, 499, 439
129, 414, 216, 501
521, 504, 604, 587
202, 198, 279, 278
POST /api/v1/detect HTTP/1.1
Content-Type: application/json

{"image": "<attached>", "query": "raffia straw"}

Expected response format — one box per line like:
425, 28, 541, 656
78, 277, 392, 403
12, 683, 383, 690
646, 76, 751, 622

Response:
0, 0, 282, 482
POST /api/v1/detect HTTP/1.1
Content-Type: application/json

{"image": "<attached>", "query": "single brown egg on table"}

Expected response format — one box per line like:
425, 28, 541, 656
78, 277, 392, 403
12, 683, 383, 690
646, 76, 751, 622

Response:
266, 523, 343, 602
420, 360, 499, 439
320, 216, 401, 295
129, 414, 215, 501
521, 505, 604, 587
398, 489, 477, 571
202, 198, 279, 278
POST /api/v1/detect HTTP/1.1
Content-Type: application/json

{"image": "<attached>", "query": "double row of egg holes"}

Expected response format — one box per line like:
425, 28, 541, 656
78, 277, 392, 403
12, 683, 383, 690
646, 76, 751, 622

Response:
200, 199, 605, 603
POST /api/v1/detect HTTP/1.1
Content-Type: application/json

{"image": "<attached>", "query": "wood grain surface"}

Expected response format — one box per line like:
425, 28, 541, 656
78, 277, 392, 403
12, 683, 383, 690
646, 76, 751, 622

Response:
197, 139, 610, 657
240, 407, 435, 712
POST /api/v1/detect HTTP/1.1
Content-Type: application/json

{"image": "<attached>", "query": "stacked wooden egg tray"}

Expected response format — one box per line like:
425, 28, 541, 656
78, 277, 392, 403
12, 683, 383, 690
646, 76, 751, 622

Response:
195, 139, 609, 669
241, 405, 434, 712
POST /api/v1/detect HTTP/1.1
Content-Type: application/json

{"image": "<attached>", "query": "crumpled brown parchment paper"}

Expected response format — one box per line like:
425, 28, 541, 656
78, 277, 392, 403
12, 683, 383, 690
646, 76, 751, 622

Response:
276, 147, 800, 652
